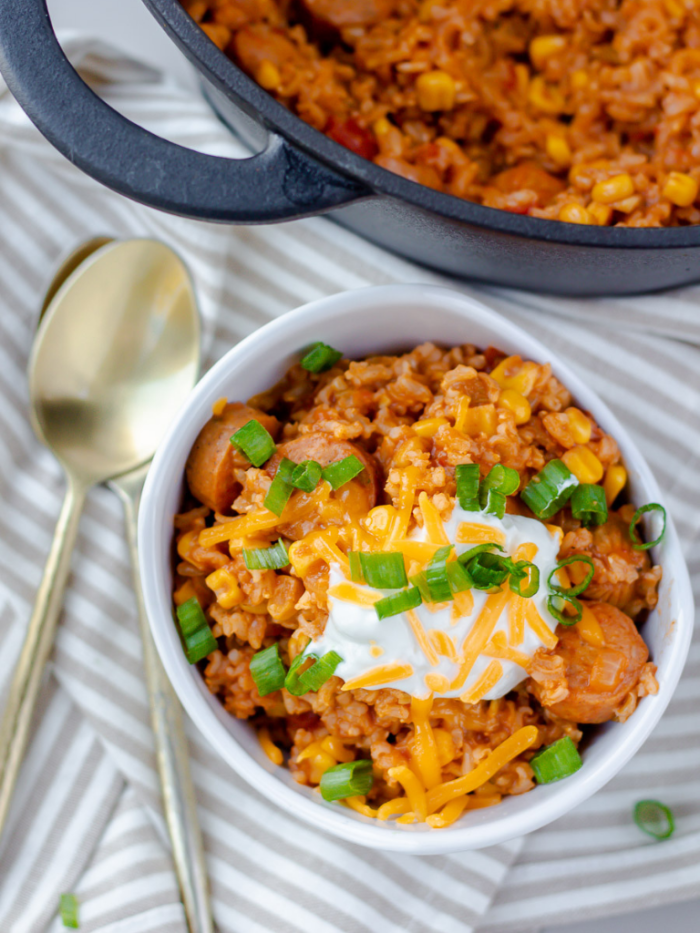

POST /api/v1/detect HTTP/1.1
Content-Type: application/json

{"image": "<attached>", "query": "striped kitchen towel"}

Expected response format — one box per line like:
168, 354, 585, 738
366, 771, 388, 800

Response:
0, 34, 697, 933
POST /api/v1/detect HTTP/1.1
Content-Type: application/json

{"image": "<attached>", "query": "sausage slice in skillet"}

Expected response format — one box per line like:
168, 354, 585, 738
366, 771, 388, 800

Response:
186, 402, 280, 513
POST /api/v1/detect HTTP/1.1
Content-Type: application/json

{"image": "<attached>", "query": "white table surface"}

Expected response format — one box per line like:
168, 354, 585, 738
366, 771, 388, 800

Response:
36, 1, 700, 930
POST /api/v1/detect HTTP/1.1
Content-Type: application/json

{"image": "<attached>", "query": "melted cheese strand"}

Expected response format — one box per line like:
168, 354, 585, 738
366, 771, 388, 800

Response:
388, 766, 428, 821
460, 660, 503, 703
426, 726, 539, 813
341, 662, 414, 691
344, 796, 378, 818
526, 600, 559, 648
406, 610, 440, 667
376, 798, 412, 821
426, 796, 471, 829
451, 589, 510, 690
410, 696, 442, 790
258, 728, 283, 765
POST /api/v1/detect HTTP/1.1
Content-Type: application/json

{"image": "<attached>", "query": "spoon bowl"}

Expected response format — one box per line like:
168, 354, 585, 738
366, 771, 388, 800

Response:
30, 239, 199, 482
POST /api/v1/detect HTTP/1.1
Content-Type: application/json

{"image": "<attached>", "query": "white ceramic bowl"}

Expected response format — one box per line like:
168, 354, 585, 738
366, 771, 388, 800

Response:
139, 284, 693, 854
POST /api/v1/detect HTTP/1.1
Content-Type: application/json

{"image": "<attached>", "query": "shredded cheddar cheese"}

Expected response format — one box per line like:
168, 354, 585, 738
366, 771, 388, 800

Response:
327, 583, 382, 608
426, 796, 471, 828
484, 631, 533, 670
508, 593, 527, 646
514, 542, 538, 562
429, 629, 459, 662
376, 798, 412, 821
388, 766, 428, 820
344, 796, 378, 818
460, 660, 503, 703
578, 602, 606, 647
409, 696, 442, 790
418, 492, 450, 545
525, 600, 559, 648
454, 396, 471, 433
258, 727, 283, 766
406, 610, 440, 666
341, 662, 414, 691
456, 523, 507, 546
451, 588, 474, 623
424, 673, 451, 693
451, 589, 510, 690
426, 726, 539, 813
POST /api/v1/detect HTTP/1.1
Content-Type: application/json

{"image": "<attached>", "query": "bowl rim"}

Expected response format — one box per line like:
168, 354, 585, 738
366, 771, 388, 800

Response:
145, 0, 700, 250
138, 283, 694, 854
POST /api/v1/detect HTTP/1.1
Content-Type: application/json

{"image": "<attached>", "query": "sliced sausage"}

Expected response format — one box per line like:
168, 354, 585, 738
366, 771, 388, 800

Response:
234, 24, 302, 76
267, 432, 379, 506
186, 402, 280, 513
300, 0, 396, 30
533, 602, 649, 724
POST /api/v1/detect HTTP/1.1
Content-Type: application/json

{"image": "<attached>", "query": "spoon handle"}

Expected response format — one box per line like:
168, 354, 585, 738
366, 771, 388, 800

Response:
110, 466, 214, 933
0, 476, 87, 839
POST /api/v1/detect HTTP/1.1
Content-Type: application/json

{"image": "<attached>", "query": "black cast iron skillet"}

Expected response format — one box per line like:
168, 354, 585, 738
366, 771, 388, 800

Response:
1, 0, 700, 294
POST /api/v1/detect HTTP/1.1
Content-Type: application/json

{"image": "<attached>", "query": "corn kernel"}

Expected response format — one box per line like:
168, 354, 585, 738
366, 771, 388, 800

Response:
587, 201, 613, 225
206, 568, 243, 609
416, 70, 457, 111
177, 530, 198, 562
663, 171, 699, 207
528, 75, 566, 114
454, 396, 471, 433
413, 417, 449, 438
603, 464, 627, 505
256, 60, 282, 91
212, 396, 227, 416
562, 445, 604, 484
529, 35, 567, 71
373, 117, 392, 137
591, 173, 635, 204
461, 404, 497, 437
693, 79, 700, 100
566, 407, 592, 444
515, 63, 530, 96
490, 355, 539, 396
498, 388, 531, 425
578, 603, 606, 647
571, 69, 589, 89
614, 194, 642, 214
559, 202, 591, 224
546, 134, 572, 167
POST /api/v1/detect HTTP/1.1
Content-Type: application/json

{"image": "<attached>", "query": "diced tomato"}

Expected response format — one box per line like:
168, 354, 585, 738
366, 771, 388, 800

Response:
327, 116, 378, 160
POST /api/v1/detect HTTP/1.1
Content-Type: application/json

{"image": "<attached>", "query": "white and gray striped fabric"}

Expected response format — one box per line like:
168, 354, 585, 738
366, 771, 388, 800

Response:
0, 34, 697, 933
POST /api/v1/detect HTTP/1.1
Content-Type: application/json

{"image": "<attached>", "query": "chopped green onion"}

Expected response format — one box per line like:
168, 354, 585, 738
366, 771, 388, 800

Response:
359, 551, 408, 589
230, 419, 276, 467
60, 893, 79, 929
263, 457, 296, 516
301, 341, 343, 373
409, 571, 432, 604
322, 455, 365, 490
510, 560, 540, 598
175, 597, 218, 664
457, 543, 505, 567
299, 651, 343, 692
348, 551, 364, 583
447, 559, 473, 594
521, 459, 579, 520
243, 540, 289, 571
571, 483, 608, 527
530, 736, 582, 784
629, 503, 667, 551
290, 459, 322, 493
548, 555, 594, 597
547, 592, 582, 626
480, 464, 519, 517
633, 800, 675, 840
466, 551, 512, 590
284, 652, 313, 696
250, 643, 287, 696
425, 545, 454, 602
456, 463, 480, 511
375, 586, 422, 620
320, 759, 374, 801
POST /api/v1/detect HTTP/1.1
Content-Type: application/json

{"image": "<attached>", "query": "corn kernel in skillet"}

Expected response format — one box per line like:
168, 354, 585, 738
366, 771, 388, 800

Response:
559, 202, 591, 224
547, 134, 572, 167
592, 174, 635, 205
604, 464, 627, 505
528, 76, 565, 114
415, 71, 456, 111
663, 172, 698, 207
529, 35, 567, 70
587, 202, 613, 225
256, 60, 282, 91
566, 408, 592, 444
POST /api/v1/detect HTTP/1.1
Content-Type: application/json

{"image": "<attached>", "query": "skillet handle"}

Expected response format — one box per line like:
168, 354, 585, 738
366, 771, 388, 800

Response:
0, 0, 367, 222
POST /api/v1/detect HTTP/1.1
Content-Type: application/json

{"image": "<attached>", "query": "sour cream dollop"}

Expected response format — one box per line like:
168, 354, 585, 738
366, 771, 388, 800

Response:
309, 505, 562, 701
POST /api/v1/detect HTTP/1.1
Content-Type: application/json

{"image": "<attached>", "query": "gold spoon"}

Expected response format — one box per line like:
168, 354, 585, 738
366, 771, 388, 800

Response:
0, 239, 213, 933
